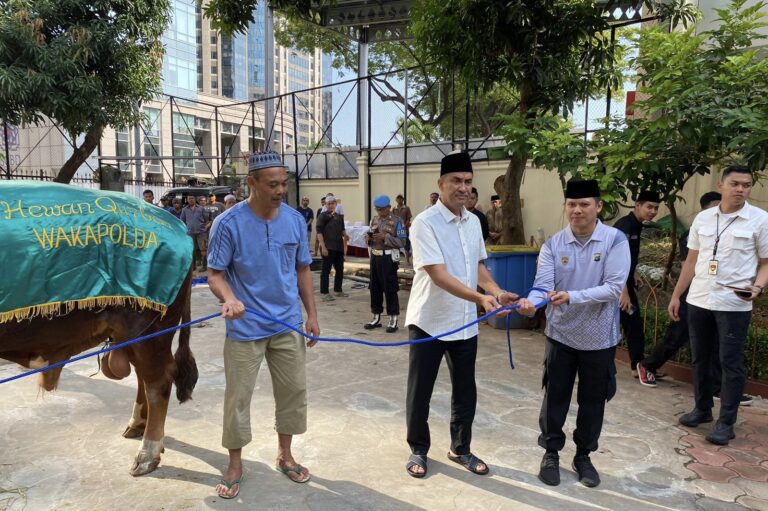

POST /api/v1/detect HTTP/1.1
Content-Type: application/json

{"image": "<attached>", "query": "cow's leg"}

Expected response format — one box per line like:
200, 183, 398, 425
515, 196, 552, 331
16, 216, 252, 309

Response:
130, 349, 175, 476
123, 378, 147, 439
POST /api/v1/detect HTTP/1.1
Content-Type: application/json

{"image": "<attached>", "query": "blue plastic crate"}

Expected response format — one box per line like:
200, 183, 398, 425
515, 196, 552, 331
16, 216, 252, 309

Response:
485, 247, 539, 329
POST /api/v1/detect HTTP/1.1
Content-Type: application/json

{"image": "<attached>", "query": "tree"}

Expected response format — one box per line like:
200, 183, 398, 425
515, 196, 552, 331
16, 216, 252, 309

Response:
0, 0, 169, 183
410, 0, 696, 244
593, 0, 768, 283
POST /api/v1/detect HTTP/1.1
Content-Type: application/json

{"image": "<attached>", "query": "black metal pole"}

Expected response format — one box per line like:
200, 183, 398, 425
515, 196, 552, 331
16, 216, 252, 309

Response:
605, 26, 616, 125
214, 106, 221, 183
451, 71, 456, 146
292, 93, 299, 200
280, 96, 285, 164
403, 68, 408, 202
367, 76, 372, 223
3, 121, 11, 179
465, 82, 470, 147
170, 97, 177, 184
251, 101, 256, 152
584, 96, 590, 142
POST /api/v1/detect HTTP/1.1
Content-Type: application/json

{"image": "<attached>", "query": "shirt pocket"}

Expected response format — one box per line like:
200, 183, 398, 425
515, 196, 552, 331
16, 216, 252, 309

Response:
731, 229, 755, 252
696, 226, 716, 253
281, 242, 299, 272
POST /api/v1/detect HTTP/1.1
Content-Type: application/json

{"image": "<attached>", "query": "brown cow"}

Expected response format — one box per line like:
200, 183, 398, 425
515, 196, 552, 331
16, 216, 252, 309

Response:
0, 268, 198, 476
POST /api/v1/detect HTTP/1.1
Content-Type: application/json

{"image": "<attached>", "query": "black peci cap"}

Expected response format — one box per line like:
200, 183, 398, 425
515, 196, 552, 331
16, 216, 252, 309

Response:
565, 179, 601, 199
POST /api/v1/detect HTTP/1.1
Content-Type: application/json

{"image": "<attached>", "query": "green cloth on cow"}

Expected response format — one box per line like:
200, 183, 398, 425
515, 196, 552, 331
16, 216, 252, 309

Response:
0, 181, 193, 323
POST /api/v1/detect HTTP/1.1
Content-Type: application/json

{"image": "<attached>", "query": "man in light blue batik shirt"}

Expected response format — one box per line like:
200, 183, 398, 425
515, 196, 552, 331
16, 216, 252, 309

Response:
518, 179, 630, 489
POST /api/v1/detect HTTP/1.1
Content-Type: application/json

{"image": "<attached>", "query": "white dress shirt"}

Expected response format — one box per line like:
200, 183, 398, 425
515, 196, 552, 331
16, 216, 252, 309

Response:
405, 199, 487, 340
687, 201, 768, 312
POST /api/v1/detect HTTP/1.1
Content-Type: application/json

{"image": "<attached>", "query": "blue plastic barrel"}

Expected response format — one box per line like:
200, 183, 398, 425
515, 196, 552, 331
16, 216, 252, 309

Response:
484, 246, 539, 329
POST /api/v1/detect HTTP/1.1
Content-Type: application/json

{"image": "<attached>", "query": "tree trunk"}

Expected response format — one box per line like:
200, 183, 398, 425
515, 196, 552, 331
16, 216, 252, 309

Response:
663, 201, 678, 291
497, 82, 530, 245
497, 154, 527, 244
53, 125, 104, 184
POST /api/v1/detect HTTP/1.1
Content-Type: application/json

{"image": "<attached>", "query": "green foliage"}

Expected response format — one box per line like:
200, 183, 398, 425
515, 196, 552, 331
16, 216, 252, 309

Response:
204, 0, 325, 35
594, 0, 768, 203
0, 0, 169, 135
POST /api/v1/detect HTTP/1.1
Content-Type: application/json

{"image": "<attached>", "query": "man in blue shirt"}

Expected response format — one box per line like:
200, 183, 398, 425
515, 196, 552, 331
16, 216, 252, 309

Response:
518, 179, 630, 489
207, 151, 320, 498
296, 196, 314, 246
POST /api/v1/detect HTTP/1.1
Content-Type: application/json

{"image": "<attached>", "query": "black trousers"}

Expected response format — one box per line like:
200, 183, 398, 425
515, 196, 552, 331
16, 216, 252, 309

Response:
641, 292, 724, 392
369, 254, 400, 315
320, 249, 344, 294
406, 326, 477, 456
619, 284, 645, 369
688, 304, 751, 426
539, 338, 617, 453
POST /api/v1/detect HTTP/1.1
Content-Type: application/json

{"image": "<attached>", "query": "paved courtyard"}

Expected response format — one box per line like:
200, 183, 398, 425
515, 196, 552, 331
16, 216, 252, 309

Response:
1, 272, 767, 511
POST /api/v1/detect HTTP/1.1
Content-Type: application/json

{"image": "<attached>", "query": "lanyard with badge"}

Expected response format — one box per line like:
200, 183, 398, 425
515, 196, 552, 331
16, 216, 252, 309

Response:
708, 213, 737, 275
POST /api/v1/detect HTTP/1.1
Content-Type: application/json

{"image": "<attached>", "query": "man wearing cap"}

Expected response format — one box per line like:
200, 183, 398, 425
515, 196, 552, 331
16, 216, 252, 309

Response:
364, 195, 407, 332
670, 166, 768, 445
169, 197, 183, 219
404, 151, 519, 478
613, 191, 660, 384
207, 151, 320, 497
223, 194, 237, 210
296, 196, 314, 247
517, 179, 630, 488
316, 194, 348, 301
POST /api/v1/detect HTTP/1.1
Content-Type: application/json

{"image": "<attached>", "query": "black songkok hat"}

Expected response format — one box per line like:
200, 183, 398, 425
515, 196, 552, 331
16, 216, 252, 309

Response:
565, 179, 601, 199
636, 190, 661, 203
440, 152, 473, 176
490, 194, 500, 201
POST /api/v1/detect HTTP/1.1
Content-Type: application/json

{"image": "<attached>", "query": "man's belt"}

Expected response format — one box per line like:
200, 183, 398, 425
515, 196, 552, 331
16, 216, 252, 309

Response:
371, 249, 394, 256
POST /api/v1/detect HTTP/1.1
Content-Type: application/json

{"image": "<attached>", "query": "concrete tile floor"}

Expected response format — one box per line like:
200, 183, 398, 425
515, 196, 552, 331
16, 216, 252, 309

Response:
0, 273, 765, 511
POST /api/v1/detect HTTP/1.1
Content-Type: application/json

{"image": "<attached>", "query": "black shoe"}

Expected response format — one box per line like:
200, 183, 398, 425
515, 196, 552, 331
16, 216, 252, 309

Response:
364, 314, 381, 330
538, 452, 560, 486
572, 455, 600, 488
386, 316, 398, 333
706, 421, 736, 446
679, 408, 713, 427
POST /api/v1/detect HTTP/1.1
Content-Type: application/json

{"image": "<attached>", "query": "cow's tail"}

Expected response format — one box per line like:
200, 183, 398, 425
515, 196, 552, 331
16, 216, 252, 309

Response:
174, 273, 198, 403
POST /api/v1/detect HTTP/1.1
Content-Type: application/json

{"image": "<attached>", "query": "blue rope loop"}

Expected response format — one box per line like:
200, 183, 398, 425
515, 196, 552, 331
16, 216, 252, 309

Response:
0, 288, 549, 385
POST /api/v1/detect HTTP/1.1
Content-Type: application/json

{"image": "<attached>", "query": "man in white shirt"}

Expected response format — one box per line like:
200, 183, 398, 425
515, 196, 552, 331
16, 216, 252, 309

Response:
670, 165, 768, 445
404, 151, 519, 478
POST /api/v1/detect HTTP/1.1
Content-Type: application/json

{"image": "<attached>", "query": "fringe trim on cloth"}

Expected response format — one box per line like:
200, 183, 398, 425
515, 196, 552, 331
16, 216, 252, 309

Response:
0, 296, 168, 324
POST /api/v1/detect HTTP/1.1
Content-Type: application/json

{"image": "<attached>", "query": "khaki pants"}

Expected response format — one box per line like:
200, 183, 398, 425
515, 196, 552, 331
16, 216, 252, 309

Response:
222, 330, 307, 450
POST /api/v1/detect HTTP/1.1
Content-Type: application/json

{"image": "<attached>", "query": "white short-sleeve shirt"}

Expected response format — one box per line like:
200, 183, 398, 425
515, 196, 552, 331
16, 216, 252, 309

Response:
405, 199, 487, 340
687, 202, 768, 312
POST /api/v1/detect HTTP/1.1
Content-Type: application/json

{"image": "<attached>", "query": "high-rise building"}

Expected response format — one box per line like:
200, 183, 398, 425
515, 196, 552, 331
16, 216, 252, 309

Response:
8, 0, 331, 185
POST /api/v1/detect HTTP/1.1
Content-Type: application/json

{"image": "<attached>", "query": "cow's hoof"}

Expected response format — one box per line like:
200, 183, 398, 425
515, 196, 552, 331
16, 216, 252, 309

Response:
130, 452, 160, 476
122, 425, 145, 439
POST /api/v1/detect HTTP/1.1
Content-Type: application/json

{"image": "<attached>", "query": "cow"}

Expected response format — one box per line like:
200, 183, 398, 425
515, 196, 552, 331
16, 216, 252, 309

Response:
0, 268, 198, 476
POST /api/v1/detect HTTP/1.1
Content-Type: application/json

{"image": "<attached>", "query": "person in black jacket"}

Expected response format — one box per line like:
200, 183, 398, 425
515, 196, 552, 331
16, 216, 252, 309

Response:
613, 191, 660, 383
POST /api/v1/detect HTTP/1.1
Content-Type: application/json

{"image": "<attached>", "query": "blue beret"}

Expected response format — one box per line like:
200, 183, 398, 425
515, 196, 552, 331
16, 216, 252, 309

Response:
248, 151, 287, 172
373, 195, 391, 208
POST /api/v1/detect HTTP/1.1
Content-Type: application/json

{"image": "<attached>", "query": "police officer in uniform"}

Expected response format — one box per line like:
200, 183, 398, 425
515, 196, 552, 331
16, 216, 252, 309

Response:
364, 195, 406, 332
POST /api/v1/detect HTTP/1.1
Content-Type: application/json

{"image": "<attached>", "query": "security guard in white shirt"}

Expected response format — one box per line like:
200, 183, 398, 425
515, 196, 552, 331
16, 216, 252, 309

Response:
671, 165, 768, 445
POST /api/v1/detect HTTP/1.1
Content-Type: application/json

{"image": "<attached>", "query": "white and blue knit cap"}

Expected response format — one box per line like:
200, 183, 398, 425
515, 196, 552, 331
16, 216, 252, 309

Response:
248, 151, 287, 172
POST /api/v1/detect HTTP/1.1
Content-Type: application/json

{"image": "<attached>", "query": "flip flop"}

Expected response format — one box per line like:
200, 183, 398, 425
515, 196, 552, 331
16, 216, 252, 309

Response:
406, 453, 427, 478
216, 474, 244, 499
447, 452, 489, 475
276, 464, 311, 483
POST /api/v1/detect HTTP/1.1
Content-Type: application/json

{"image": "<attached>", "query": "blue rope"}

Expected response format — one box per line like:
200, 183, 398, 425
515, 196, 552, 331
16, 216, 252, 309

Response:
0, 288, 549, 385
